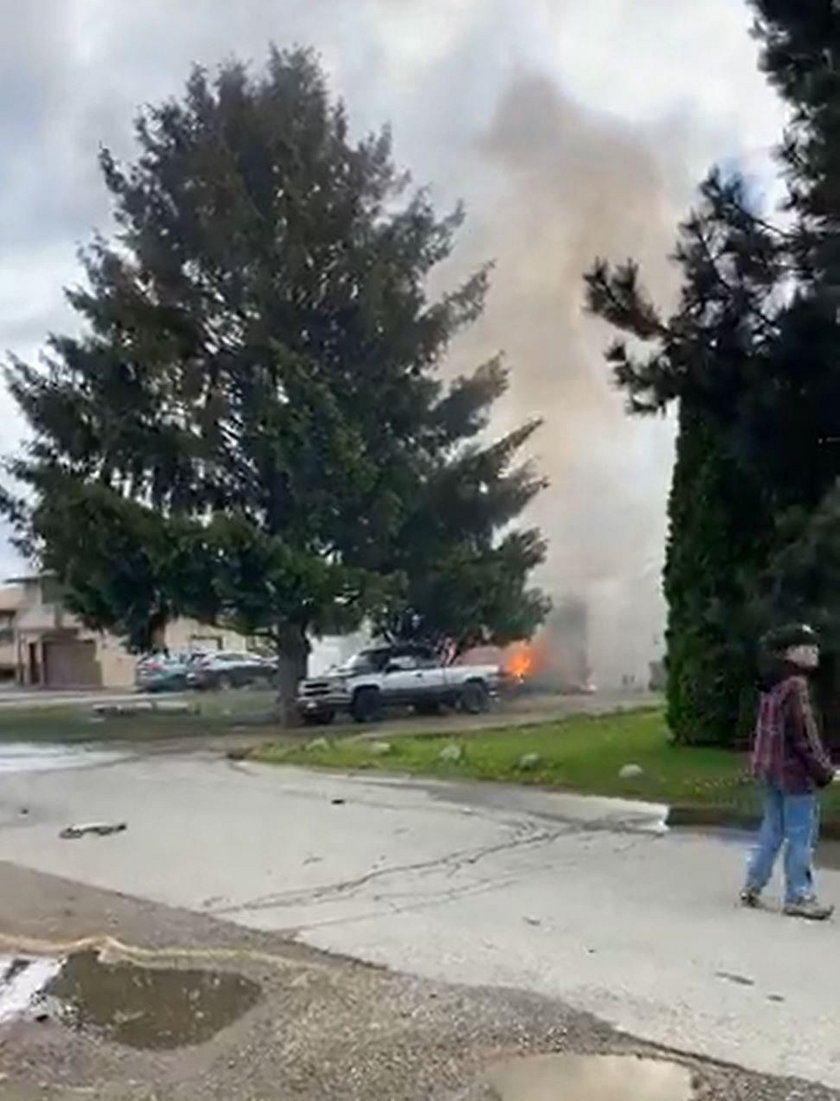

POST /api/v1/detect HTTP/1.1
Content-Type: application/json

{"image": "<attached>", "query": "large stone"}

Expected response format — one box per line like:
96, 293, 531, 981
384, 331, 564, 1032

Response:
369, 742, 394, 757
517, 753, 542, 772
619, 763, 644, 780
438, 744, 464, 765
306, 738, 331, 752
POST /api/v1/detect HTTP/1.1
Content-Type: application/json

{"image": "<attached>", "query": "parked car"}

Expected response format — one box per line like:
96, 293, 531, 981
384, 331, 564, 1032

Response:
186, 651, 277, 691
296, 644, 503, 725
135, 653, 195, 694
135, 649, 215, 693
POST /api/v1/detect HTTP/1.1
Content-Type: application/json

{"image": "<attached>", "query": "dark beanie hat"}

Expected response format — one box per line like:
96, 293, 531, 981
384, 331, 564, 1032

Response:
761, 623, 819, 655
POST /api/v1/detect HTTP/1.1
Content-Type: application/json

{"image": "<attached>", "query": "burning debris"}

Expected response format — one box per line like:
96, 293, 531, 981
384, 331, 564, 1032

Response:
457, 597, 595, 694
504, 642, 539, 683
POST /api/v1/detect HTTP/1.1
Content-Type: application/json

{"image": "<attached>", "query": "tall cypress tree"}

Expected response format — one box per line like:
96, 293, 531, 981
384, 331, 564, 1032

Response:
586, 174, 783, 744
587, 4, 840, 745
743, 2, 840, 739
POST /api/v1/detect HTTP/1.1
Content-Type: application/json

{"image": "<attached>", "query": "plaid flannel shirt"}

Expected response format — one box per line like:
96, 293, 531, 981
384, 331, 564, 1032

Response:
752, 674, 834, 794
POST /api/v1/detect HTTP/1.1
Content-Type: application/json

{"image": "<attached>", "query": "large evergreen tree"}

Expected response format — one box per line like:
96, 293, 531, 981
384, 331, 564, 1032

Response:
3, 48, 547, 717
586, 174, 783, 744
587, 3, 840, 745
745, 1, 840, 739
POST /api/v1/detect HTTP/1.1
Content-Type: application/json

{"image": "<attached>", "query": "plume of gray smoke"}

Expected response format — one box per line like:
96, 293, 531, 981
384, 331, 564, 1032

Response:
441, 74, 686, 687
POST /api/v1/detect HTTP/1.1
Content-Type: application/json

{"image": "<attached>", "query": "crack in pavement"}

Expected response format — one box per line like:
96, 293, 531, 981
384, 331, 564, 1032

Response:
276, 870, 531, 935
210, 819, 570, 917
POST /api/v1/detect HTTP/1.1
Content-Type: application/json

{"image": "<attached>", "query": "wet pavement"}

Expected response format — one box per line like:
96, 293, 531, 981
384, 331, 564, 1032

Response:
0, 743, 124, 775
0, 863, 836, 1101
2, 755, 840, 1088
484, 1053, 694, 1100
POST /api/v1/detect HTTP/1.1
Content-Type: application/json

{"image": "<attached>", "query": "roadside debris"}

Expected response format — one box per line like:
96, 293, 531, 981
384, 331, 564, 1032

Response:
91, 701, 197, 718
59, 822, 127, 841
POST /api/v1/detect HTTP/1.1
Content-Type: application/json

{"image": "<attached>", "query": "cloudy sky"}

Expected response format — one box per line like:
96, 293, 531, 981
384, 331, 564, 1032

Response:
0, 0, 787, 674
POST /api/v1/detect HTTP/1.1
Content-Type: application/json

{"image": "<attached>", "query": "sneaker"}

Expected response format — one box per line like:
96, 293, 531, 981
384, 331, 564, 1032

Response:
740, 889, 761, 909
783, 898, 834, 921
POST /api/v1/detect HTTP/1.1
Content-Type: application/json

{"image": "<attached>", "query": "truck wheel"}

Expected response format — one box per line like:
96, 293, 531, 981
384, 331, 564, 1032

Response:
351, 687, 381, 724
460, 680, 489, 715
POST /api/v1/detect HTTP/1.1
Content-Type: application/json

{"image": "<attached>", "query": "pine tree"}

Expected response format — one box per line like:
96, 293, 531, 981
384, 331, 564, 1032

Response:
742, 2, 840, 739
586, 5, 840, 745
3, 48, 547, 718
373, 408, 550, 653
586, 174, 783, 744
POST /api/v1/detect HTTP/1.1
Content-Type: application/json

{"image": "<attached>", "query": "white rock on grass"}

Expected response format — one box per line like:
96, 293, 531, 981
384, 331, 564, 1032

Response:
518, 753, 542, 772
619, 764, 644, 780
369, 742, 394, 757
439, 744, 464, 765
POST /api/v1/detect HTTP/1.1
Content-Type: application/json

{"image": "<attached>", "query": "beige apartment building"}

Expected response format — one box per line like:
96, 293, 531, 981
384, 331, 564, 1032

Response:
5, 574, 249, 689
0, 584, 24, 683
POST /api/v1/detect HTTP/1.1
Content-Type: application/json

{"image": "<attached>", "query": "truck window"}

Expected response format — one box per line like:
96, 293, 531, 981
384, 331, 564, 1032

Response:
386, 655, 420, 672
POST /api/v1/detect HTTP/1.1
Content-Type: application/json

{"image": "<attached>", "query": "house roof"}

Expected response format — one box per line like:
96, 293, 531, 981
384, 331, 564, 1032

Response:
5, 571, 55, 584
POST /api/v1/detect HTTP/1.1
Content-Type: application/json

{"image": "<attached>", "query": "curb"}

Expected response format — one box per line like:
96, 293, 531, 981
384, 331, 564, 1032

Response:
668, 803, 840, 840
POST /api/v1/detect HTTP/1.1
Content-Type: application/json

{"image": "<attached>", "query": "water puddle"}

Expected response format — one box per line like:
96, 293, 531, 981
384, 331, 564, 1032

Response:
0, 743, 122, 775
0, 951, 261, 1050
485, 1054, 693, 1100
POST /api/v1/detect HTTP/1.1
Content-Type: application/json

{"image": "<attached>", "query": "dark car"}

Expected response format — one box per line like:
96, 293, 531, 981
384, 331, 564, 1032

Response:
186, 650, 277, 691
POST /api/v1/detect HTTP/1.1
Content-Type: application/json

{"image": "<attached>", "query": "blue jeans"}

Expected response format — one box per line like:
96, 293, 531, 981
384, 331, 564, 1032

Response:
745, 785, 819, 904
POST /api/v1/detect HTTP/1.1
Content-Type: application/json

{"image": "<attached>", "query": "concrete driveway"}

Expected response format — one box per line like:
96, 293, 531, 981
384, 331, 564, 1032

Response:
0, 749, 838, 1088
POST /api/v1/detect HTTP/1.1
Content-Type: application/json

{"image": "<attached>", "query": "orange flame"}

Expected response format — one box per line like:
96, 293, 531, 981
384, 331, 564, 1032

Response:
504, 643, 537, 681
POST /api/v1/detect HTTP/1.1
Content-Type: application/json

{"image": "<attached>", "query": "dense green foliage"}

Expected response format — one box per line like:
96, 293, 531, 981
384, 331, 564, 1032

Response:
586, 3, 840, 745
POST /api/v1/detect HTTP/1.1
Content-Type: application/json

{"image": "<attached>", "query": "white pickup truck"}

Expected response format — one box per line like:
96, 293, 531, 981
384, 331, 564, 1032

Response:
296, 644, 504, 725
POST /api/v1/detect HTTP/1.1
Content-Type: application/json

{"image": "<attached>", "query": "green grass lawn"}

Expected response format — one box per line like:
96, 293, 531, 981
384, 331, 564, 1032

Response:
0, 689, 281, 744
254, 707, 840, 830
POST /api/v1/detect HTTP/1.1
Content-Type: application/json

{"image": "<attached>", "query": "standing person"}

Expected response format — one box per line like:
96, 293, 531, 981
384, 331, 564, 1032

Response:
741, 624, 835, 919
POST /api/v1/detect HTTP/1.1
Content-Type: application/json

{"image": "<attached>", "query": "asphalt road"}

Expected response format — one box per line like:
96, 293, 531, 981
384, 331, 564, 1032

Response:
0, 863, 827, 1101
1, 750, 840, 1088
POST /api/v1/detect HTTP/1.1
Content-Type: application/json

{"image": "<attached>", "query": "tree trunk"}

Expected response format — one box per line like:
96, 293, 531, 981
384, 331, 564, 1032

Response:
274, 625, 310, 727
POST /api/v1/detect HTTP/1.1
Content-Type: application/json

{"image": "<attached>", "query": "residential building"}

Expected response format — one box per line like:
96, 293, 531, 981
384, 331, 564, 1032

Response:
6, 575, 250, 689
0, 584, 24, 683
